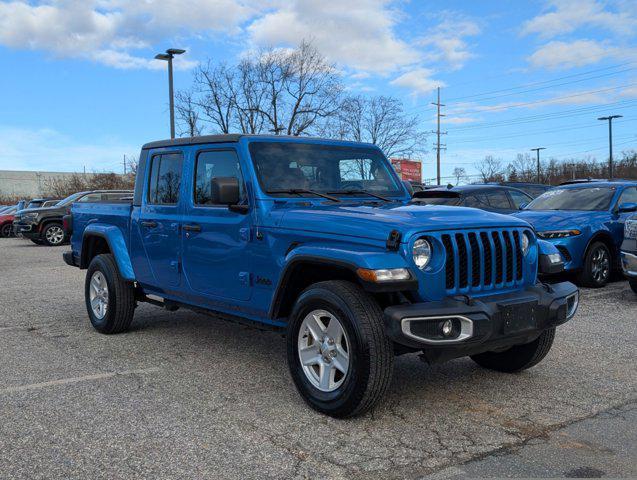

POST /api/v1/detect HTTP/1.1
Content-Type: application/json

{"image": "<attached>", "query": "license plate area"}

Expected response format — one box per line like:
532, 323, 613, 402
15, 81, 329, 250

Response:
500, 300, 538, 334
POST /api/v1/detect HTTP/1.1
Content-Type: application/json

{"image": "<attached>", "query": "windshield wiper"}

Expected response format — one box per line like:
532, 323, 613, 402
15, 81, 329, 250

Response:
266, 189, 341, 202
327, 189, 393, 202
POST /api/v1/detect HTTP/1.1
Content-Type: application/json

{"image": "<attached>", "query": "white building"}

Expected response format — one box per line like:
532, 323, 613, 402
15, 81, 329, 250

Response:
0, 170, 93, 198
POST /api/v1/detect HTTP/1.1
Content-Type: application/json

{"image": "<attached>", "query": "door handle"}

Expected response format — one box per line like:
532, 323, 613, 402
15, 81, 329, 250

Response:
183, 224, 201, 232
141, 221, 158, 228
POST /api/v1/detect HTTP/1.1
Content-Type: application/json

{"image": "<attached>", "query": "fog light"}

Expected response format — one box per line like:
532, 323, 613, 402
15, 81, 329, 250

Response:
442, 319, 454, 337
566, 292, 579, 319
547, 253, 562, 264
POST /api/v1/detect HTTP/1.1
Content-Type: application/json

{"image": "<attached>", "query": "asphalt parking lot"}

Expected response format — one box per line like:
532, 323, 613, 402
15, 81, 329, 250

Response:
1, 238, 636, 479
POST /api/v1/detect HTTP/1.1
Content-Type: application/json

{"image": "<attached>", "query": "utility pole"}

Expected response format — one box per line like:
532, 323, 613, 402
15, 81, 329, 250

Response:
597, 115, 622, 179
530, 147, 546, 183
431, 87, 446, 185
123, 155, 127, 175
155, 48, 186, 139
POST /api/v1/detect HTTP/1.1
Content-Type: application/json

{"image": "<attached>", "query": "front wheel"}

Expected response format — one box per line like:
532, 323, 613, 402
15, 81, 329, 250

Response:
630, 278, 637, 294
0, 223, 12, 238
471, 328, 555, 373
286, 280, 394, 418
43, 223, 66, 246
577, 241, 611, 288
85, 254, 136, 334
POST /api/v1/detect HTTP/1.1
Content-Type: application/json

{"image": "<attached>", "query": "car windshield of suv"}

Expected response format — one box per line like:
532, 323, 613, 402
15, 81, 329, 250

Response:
249, 142, 403, 197
526, 187, 615, 211
57, 192, 86, 207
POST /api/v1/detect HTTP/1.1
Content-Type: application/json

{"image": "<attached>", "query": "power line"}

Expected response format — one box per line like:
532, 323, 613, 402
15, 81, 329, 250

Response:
445, 62, 637, 102
450, 117, 637, 144
447, 99, 637, 132
445, 82, 637, 116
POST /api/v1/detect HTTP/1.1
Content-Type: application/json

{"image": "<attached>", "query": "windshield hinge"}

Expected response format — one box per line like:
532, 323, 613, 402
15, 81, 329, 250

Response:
386, 230, 401, 251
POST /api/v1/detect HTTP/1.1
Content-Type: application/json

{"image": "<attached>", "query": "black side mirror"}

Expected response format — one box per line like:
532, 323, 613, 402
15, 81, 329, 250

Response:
211, 177, 248, 213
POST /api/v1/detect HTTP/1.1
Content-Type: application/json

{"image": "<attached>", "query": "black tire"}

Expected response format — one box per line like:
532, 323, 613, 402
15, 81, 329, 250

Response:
42, 222, 66, 246
471, 328, 556, 373
629, 278, 637, 294
85, 254, 136, 334
577, 241, 611, 288
0, 223, 12, 238
286, 280, 394, 418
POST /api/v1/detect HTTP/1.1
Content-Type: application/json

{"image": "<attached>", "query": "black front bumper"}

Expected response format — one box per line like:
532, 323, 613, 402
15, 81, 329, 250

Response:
384, 281, 578, 363
13, 221, 39, 238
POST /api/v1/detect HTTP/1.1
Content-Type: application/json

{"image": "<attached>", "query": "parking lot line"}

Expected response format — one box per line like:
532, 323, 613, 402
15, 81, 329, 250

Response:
0, 367, 160, 394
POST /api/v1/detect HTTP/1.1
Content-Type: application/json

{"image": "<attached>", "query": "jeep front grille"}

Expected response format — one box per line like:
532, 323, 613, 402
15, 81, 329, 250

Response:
441, 229, 526, 293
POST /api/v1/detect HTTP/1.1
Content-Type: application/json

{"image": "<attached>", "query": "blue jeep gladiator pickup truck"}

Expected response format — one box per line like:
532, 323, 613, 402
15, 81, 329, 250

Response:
64, 134, 579, 417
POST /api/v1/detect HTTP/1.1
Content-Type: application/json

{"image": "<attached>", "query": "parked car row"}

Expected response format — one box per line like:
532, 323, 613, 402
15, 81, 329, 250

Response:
412, 179, 637, 288
1, 190, 132, 244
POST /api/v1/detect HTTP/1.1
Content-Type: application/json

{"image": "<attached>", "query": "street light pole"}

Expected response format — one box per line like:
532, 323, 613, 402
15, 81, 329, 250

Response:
597, 115, 622, 179
530, 147, 546, 183
155, 48, 186, 139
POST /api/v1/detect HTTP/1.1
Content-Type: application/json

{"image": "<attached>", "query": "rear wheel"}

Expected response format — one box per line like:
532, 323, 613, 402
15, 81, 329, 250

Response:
577, 241, 611, 288
85, 254, 136, 334
471, 328, 555, 373
630, 278, 637, 294
0, 223, 12, 238
43, 223, 66, 246
286, 280, 394, 418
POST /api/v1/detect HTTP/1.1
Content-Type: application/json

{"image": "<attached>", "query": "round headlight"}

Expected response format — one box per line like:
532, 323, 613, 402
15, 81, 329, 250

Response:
521, 231, 531, 256
413, 238, 432, 269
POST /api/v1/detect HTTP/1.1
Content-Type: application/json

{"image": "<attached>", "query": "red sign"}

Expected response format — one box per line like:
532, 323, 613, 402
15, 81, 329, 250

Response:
391, 159, 422, 182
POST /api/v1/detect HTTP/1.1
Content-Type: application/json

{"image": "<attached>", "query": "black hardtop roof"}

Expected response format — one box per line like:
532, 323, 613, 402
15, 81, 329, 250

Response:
141, 134, 377, 150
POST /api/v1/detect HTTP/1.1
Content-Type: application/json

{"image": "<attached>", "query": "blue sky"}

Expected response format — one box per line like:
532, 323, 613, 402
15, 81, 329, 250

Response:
0, 0, 636, 181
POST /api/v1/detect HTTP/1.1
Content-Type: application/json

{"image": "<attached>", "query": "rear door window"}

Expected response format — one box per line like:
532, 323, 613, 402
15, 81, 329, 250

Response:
148, 153, 183, 205
619, 187, 637, 205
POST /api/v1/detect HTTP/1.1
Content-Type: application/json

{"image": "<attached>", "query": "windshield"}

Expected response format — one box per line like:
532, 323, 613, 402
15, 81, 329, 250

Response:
57, 192, 86, 206
526, 187, 615, 211
249, 142, 404, 197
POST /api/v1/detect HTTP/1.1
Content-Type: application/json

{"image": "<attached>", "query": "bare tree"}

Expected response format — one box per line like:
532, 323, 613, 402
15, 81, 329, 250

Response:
175, 90, 201, 137
452, 167, 466, 185
475, 155, 504, 182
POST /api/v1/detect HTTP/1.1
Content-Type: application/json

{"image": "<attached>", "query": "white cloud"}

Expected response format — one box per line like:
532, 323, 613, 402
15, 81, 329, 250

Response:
521, 0, 637, 39
0, 0, 261, 69
417, 16, 481, 70
527, 39, 616, 69
246, 0, 420, 74
390, 68, 445, 96
0, 126, 138, 171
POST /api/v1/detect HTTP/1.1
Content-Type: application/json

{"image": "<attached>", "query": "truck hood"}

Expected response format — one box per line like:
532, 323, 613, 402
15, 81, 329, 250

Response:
274, 203, 531, 242
514, 209, 607, 232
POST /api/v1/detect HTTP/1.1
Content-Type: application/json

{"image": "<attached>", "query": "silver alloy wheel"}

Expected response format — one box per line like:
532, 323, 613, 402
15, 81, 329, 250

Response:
297, 309, 350, 392
89, 271, 109, 320
591, 247, 610, 283
45, 225, 65, 245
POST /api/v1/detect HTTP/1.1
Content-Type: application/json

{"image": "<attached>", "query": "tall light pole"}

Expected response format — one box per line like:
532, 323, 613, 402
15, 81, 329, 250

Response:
155, 48, 186, 139
598, 115, 622, 179
530, 147, 546, 183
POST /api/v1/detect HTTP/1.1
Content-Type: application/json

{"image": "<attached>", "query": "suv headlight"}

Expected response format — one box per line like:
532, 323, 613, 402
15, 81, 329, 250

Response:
521, 232, 531, 256
625, 220, 637, 239
413, 238, 432, 269
22, 212, 38, 220
537, 229, 581, 239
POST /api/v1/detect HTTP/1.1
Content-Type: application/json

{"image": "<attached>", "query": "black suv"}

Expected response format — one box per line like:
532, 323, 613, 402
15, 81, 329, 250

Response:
411, 184, 533, 214
13, 190, 132, 246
